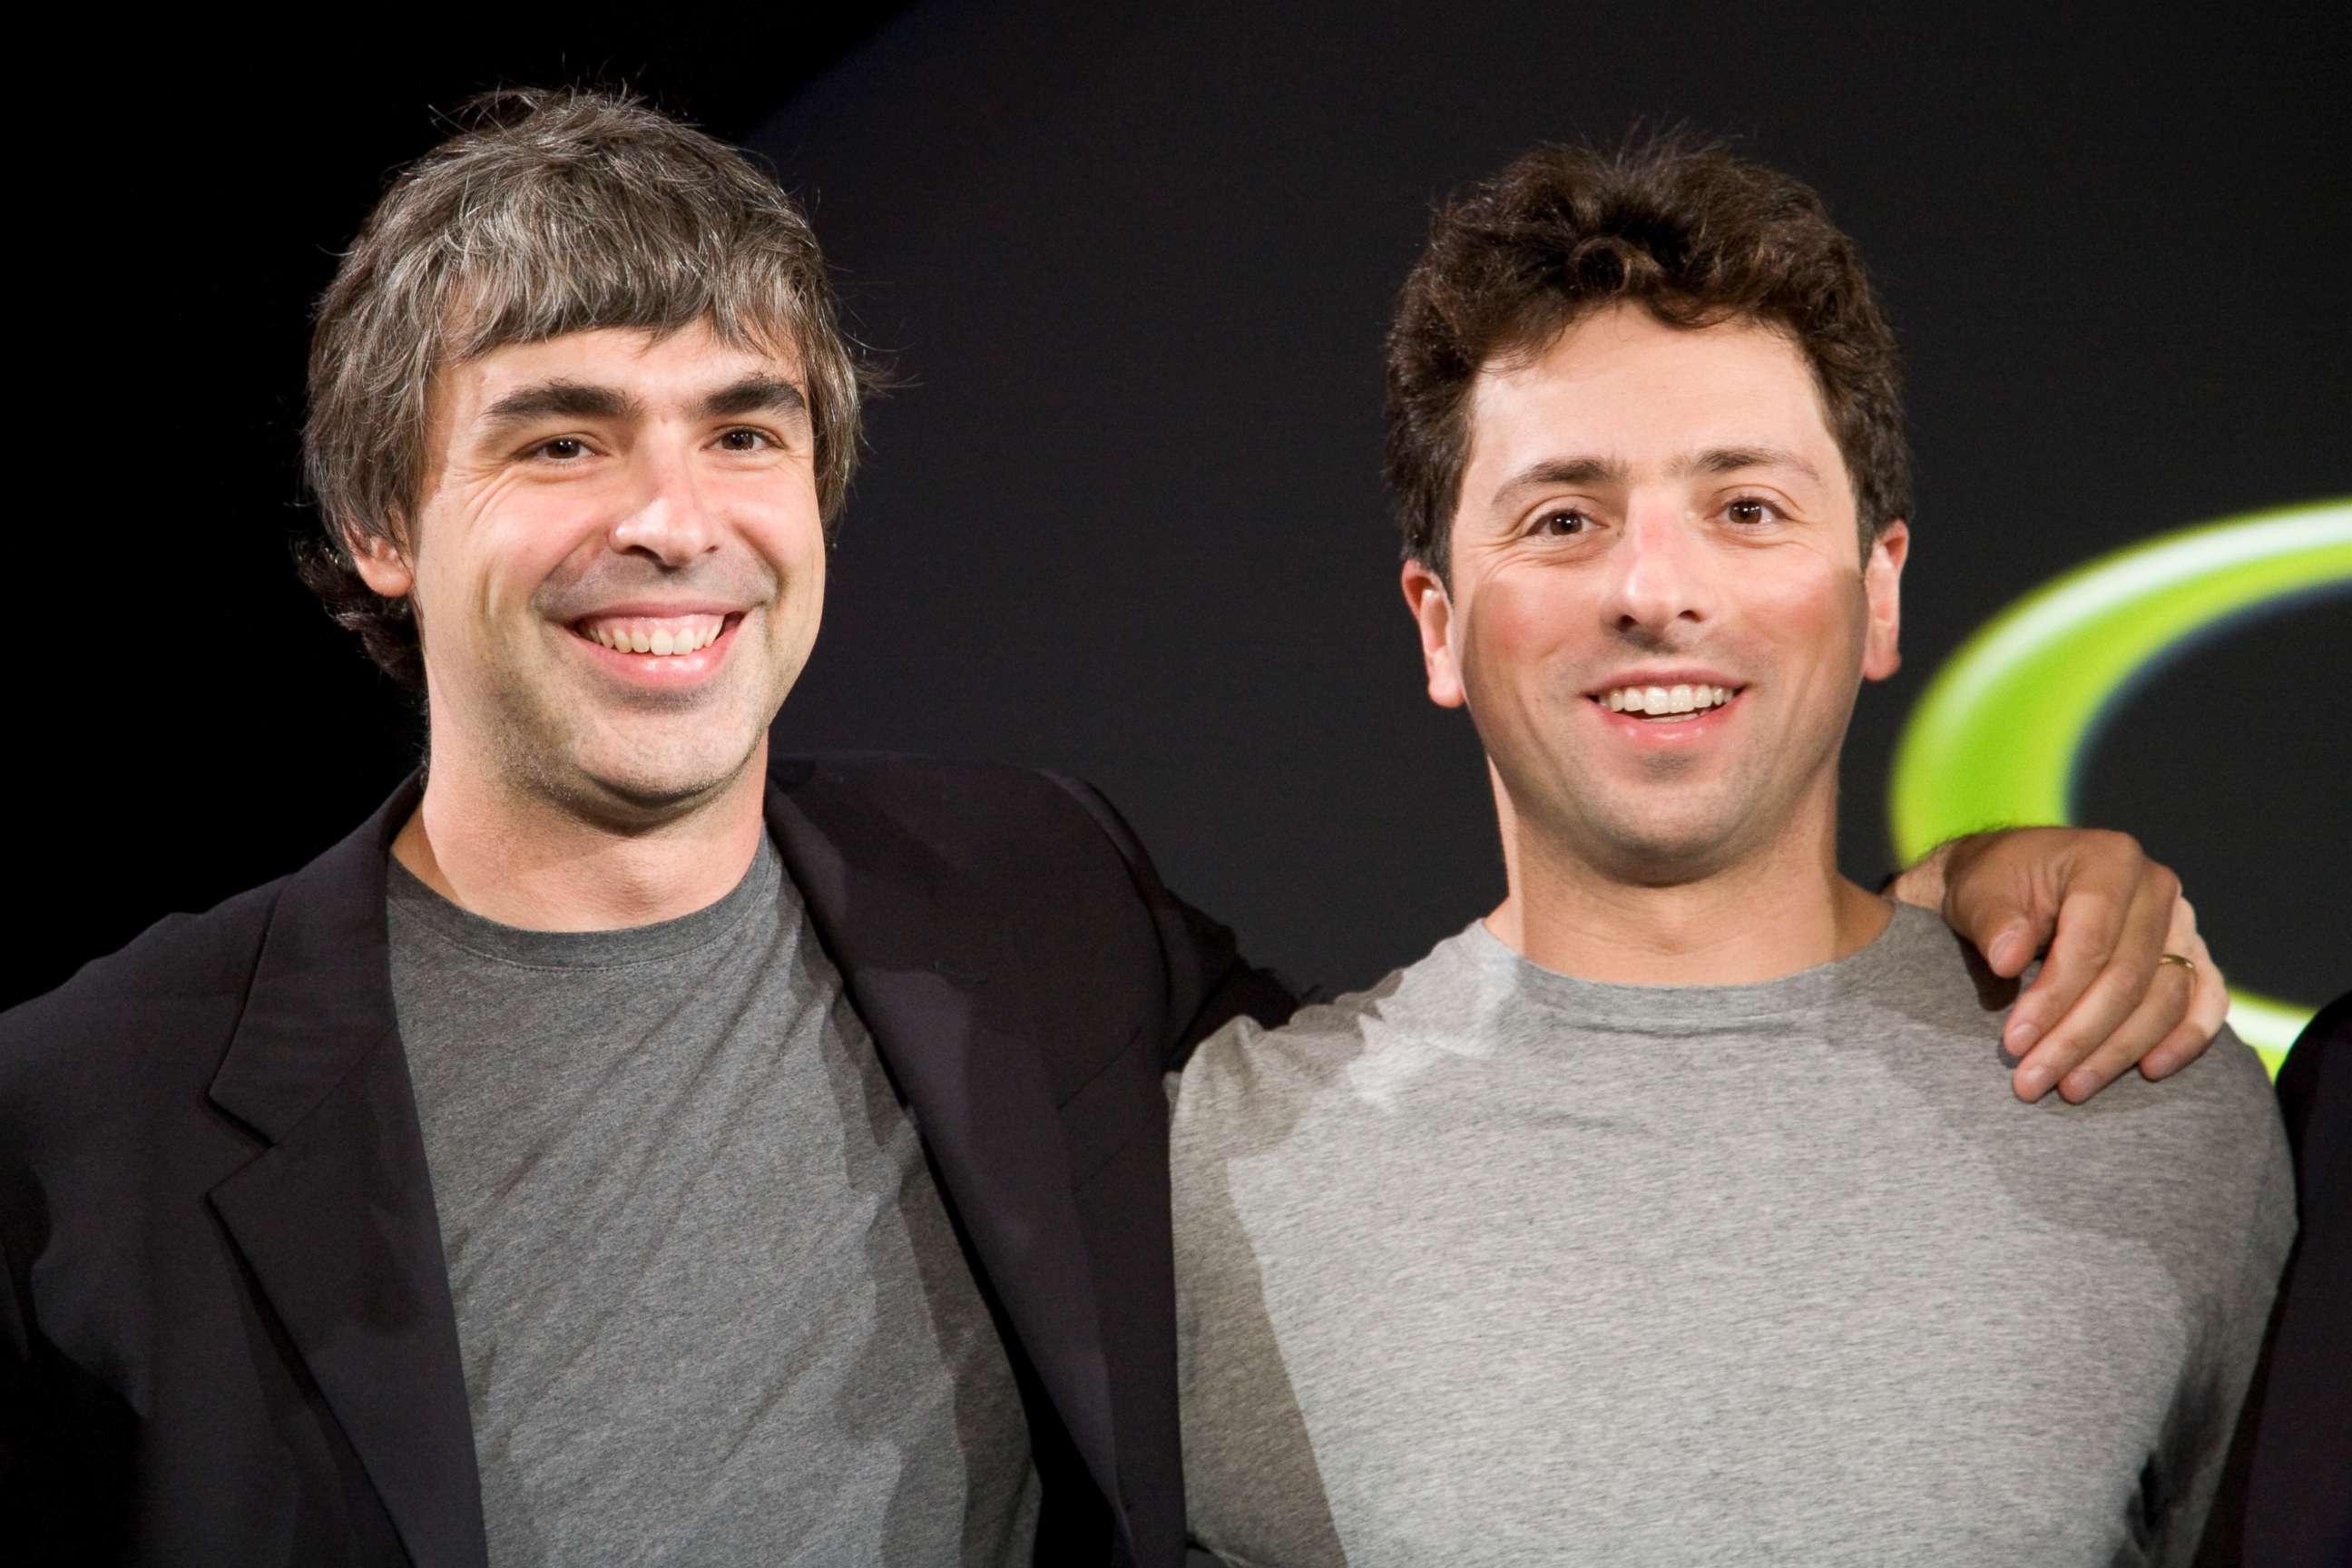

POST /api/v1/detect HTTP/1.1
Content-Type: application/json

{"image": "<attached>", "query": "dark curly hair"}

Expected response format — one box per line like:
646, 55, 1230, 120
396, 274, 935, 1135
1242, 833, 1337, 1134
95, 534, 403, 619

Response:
1385, 134, 1910, 580
299, 88, 873, 690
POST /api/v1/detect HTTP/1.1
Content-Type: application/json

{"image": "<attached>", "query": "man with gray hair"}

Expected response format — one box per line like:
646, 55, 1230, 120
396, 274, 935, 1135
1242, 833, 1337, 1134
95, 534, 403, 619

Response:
1, 93, 2230, 1568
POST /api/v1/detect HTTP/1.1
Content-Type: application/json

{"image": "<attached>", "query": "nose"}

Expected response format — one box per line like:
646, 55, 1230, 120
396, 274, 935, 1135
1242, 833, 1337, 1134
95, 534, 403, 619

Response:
1602, 496, 1714, 638
608, 446, 717, 567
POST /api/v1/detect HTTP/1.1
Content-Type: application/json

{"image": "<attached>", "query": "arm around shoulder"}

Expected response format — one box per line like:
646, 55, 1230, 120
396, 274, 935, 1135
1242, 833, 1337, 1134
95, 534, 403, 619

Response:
1040, 771, 1298, 1067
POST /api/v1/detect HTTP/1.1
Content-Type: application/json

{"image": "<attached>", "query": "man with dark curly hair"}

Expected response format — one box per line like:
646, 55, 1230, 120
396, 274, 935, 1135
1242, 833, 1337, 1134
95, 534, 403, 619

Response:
2, 103, 2236, 1568
1171, 138, 2292, 1567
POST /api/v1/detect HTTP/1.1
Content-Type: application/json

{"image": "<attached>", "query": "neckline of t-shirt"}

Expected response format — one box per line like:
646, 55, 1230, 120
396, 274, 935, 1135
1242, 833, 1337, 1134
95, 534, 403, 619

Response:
1453, 900, 1942, 1028
383, 831, 788, 972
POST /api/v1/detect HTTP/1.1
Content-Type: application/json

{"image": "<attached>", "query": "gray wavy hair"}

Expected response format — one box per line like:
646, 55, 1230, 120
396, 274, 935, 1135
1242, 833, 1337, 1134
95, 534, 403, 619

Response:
299, 88, 870, 690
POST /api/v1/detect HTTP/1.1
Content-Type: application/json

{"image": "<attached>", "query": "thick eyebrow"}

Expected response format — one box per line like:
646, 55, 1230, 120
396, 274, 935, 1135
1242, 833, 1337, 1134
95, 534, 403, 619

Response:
1673, 444, 1825, 487
475, 379, 644, 439
1486, 445, 1824, 510
472, 374, 808, 448
695, 373, 809, 423
1488, 455, 1630, 509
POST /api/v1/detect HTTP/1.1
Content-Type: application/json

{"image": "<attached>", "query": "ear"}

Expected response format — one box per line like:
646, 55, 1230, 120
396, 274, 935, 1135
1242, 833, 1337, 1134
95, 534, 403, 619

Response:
1860, 518, 1908, 681
1402, 558, 1466, 709
345, 517, 416, 600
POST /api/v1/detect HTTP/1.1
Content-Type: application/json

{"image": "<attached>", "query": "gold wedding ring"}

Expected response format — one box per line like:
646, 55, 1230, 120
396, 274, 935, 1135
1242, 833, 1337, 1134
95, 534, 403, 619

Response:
2158, 952, 2198, 982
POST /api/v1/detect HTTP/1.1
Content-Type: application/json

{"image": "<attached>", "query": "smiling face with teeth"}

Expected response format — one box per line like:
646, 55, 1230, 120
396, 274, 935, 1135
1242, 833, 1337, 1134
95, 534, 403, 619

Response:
1404, 301, 1908, 888
350, 320, 825, 825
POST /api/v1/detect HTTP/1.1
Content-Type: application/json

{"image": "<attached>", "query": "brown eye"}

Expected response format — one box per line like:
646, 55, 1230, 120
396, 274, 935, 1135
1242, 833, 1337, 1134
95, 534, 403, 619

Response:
1728, 498, 1774, 525
719, 428, 770, 451
537, 437, 588, 461
1536, 508, 1589, 535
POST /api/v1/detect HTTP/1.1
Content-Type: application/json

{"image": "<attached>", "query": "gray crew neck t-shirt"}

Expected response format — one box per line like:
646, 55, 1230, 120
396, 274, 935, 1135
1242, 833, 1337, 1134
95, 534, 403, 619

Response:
1171, 904, 2295, 1568
387, 836, 1039, 1566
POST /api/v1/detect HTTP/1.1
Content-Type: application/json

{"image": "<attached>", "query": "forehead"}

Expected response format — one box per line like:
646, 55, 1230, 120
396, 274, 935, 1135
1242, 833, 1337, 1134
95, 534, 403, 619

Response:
438, 320, 805, 418
1465, 302, 1844, 484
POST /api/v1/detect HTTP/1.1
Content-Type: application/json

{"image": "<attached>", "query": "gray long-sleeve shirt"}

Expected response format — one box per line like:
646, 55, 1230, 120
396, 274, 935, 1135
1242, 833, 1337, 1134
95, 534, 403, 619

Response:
1171, 905, 2294, 1567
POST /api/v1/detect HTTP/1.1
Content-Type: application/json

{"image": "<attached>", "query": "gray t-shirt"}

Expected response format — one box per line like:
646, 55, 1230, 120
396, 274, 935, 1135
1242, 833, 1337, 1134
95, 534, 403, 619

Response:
1171, 904, 2294, 1568
387, 836, 1039, 1567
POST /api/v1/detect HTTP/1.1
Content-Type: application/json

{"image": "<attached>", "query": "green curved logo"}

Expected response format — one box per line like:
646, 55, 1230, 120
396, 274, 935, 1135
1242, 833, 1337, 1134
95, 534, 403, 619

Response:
1889, 498, 2352, 1073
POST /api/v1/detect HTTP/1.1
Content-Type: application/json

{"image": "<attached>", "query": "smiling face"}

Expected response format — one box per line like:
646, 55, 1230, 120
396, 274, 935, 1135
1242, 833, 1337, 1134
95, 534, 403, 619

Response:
352, 320, 825, 825
1405, 301, 1908, 887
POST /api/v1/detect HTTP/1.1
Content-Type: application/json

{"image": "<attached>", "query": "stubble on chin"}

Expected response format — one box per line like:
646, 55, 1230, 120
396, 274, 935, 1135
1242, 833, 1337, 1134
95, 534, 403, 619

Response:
1569, 805, 1743, 888
483, 667, 761, 830
1540, 755, 1772, 889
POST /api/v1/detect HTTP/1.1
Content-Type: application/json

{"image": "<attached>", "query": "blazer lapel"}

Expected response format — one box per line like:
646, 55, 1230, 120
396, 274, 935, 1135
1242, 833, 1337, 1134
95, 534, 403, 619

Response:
764, 765, 1128, 1536
205, 776, 487, 1568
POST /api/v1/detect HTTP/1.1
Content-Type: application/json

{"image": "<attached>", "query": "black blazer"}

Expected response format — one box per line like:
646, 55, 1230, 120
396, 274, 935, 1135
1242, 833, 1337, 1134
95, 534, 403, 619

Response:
2213, 990, 2351, 1568
0, 754, 1293, 1566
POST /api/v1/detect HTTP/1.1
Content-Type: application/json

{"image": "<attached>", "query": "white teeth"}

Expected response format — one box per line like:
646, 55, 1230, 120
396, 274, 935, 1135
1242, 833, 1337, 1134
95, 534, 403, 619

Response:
578, 614, 727, 656
1598, 683, 1737, 714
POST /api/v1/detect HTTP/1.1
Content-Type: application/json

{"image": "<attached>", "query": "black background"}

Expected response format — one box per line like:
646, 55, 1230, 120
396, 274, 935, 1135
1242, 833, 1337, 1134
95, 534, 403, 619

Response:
21, 2, 2347, 1011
